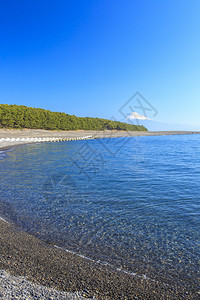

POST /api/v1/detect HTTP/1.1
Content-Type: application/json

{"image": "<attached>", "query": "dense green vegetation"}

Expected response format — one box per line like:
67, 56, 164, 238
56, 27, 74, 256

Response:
0, 104, 147, 131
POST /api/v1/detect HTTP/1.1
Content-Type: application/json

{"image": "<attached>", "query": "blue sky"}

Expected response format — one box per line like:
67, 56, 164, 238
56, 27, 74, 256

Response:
0, 0, 200, 130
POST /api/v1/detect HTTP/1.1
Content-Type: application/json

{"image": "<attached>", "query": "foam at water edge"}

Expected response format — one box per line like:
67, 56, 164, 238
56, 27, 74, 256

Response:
54, 244, 149, 280
0, 216, 9, 223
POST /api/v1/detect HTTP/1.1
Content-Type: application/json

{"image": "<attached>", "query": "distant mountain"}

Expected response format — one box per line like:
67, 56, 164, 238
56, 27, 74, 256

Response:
127, 119, 200, 132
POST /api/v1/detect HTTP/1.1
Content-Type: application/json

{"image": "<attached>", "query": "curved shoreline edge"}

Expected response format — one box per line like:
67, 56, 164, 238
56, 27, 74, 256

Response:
1, 129, 200, 299
0, 219, 199, 299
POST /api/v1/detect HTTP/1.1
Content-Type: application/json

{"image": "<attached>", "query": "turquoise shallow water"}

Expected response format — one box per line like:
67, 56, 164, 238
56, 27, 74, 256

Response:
0, 135, 200, 288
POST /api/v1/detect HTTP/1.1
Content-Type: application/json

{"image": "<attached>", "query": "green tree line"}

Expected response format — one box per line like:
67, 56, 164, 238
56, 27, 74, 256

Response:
0, 104, 147, 131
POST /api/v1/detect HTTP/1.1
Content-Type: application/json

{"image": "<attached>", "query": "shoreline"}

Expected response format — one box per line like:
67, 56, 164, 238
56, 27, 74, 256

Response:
0, 128, 199, 150
0, 218, 198, 299
1, 129, 200, 298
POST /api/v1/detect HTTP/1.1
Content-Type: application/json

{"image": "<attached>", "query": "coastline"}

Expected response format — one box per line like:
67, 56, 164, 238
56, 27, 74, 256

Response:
0, 218, 198, 299
1, 129, 200, 299
0, 128, 199, 150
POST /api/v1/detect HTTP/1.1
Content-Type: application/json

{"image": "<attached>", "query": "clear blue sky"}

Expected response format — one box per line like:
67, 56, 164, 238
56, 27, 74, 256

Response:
1, 0, 200, 130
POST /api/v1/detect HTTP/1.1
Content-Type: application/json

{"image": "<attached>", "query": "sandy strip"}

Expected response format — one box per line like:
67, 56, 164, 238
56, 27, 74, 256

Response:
0, 128, 199, 150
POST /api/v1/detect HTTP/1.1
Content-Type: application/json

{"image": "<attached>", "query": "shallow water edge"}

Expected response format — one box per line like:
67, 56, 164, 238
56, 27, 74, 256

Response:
1, 131, 200, 299
0, 218, 198, 299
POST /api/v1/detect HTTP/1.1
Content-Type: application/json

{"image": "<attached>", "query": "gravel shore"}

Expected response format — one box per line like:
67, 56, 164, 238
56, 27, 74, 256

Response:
1, 218, 199, 299
1, 129, 200, 299
0, 269, 89, 300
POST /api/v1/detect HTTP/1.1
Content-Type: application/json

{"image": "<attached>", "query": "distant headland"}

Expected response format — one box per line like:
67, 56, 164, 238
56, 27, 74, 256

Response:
0, 104, 147, 132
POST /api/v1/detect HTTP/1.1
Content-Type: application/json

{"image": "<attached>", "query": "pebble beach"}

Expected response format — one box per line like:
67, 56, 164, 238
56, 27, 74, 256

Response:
0, 129, 200, 299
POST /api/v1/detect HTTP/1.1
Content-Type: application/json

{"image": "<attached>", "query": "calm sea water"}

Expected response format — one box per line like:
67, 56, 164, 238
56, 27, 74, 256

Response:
0, 135, 200, 288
